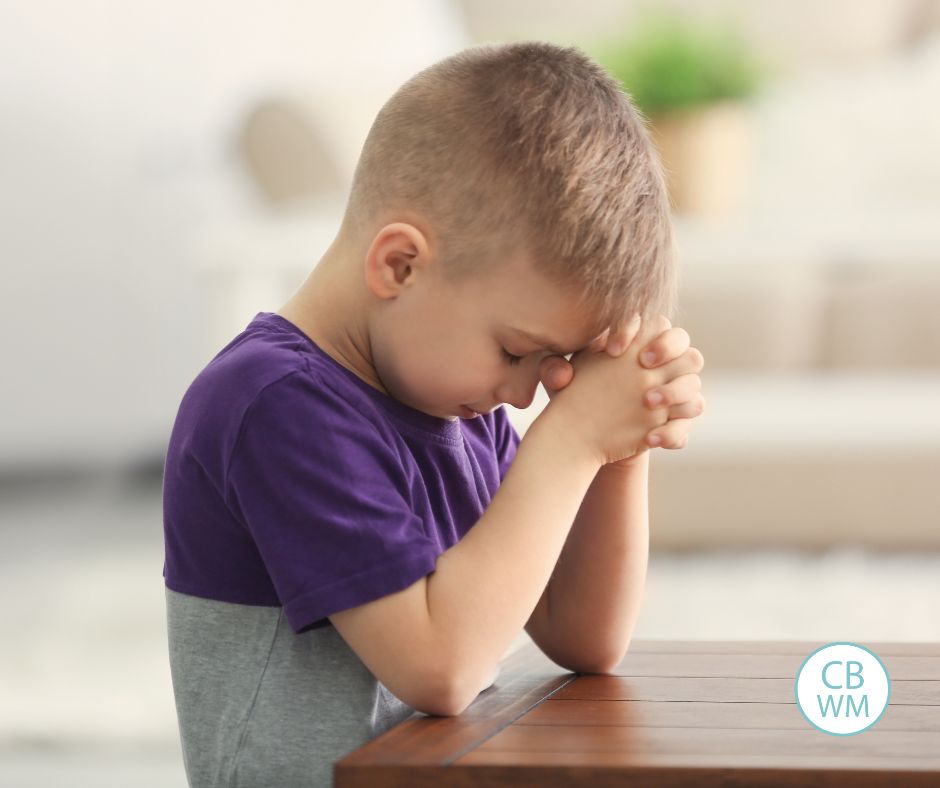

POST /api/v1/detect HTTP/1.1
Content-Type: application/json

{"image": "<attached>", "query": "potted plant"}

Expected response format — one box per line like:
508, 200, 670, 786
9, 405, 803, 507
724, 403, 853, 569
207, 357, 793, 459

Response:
591, 13, 767, 221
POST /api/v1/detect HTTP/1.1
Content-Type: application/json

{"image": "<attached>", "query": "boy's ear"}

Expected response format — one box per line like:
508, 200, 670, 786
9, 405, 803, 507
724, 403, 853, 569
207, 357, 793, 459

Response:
364, 222, 432, 298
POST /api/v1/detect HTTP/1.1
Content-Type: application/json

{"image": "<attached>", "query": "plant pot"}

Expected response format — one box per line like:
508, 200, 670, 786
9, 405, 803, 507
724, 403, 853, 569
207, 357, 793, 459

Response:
649, 100, 753, 221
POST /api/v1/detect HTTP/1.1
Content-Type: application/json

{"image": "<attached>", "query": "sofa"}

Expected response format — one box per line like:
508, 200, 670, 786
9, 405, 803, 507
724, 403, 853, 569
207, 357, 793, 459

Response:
193, 85, 940, 550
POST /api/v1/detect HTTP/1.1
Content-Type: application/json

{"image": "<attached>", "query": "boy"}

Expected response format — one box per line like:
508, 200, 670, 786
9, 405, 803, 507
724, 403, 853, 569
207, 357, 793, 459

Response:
163, 42, 704, 787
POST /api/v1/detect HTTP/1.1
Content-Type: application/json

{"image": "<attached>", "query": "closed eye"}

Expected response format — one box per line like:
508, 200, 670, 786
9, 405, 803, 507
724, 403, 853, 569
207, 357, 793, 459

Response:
501, 348, 524, 366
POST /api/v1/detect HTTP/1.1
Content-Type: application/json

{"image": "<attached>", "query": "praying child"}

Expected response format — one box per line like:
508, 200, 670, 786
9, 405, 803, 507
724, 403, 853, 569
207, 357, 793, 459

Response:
163, 41, 705, 788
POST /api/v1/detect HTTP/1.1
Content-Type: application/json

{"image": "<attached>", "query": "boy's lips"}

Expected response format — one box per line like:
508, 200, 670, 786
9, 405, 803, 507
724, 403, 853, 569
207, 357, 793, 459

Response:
460, 404, 483, 418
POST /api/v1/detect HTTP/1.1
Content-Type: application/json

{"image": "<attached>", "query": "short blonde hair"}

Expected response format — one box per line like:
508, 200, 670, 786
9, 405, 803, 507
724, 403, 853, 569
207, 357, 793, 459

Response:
342, 41, 678, 330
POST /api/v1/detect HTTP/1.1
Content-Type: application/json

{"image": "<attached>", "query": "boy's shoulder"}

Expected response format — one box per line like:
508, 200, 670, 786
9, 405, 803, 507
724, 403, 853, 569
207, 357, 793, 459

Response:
185, 311, 371, 418
170, 311, 518, 481
199, 310, 331, 389
171, 312, 391, 472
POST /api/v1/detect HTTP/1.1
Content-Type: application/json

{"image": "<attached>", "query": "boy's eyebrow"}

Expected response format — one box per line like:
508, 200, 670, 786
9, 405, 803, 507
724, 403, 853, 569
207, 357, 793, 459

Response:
510, 327, 574, 356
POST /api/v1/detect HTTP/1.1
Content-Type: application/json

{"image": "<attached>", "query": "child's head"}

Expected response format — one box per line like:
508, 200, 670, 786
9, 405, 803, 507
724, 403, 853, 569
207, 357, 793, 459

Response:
341, 41, 676, 325
291, 41, 676, 420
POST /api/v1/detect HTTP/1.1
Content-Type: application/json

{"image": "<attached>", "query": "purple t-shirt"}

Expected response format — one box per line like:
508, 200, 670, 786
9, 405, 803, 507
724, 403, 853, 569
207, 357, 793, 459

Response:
162, 311, 521, 634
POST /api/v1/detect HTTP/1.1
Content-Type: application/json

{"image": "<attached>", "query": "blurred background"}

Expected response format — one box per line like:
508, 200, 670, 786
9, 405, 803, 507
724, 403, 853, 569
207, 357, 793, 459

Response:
2, 0, 939, 784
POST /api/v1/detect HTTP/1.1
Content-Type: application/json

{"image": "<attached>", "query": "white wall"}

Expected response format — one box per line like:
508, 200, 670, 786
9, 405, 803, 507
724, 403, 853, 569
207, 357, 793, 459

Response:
0, 0, 470, 468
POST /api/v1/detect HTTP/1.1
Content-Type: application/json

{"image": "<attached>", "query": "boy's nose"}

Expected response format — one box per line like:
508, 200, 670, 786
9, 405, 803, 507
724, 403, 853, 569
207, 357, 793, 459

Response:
501, 376, 537, 410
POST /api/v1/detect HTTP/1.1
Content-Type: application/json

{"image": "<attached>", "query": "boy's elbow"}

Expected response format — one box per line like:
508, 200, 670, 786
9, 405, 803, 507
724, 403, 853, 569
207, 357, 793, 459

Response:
555, 641, 630, 676
433, 665, 496, 717
574, 658, 621, 676
582, 644, 630, 675
436, 697, 471, 717
415, 682, 469, 717
405, 666, 470, 717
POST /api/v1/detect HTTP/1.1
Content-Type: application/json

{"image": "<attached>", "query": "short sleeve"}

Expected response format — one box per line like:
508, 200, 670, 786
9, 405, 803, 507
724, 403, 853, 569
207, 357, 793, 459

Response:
493, 406, 521, 482
224, 372, 440, 634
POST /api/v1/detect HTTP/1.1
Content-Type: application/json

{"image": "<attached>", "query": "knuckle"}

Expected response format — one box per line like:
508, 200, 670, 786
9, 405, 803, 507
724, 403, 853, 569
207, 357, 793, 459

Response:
647, 385, 667, 403
646, 406, 666, 426
644, 376, 662, 397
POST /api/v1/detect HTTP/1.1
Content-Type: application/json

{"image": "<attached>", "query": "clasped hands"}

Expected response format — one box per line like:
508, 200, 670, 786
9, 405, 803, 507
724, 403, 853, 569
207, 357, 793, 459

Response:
538, 314, 705, 465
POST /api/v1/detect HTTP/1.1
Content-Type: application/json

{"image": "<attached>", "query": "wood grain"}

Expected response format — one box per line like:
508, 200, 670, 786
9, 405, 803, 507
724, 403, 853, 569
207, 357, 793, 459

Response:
335, 639, 940, 787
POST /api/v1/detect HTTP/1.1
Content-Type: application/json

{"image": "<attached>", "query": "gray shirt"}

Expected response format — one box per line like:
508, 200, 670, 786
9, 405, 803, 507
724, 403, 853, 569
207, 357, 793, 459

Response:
162, 313, 519, 786
166, 587, 421, 787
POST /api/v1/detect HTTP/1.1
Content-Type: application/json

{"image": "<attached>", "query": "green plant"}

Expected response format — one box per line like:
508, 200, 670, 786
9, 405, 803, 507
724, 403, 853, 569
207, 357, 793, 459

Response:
591, 12, 765, 116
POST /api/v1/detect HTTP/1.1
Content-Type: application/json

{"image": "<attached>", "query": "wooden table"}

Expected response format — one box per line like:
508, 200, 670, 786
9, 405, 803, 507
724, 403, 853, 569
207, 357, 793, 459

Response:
336, 639, 940, 787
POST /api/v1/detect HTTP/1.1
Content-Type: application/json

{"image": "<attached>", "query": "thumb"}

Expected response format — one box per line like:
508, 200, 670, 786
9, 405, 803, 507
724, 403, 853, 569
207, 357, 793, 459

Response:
540, 357, 573, 392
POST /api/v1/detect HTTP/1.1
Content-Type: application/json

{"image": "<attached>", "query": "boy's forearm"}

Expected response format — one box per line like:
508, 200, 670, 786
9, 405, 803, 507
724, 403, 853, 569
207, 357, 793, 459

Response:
427, 409, 602, 713
536, 452, 650, 673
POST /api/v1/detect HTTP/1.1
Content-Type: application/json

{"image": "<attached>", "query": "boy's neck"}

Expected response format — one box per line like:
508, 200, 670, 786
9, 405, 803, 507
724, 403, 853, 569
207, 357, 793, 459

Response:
277, 241, 390, 397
